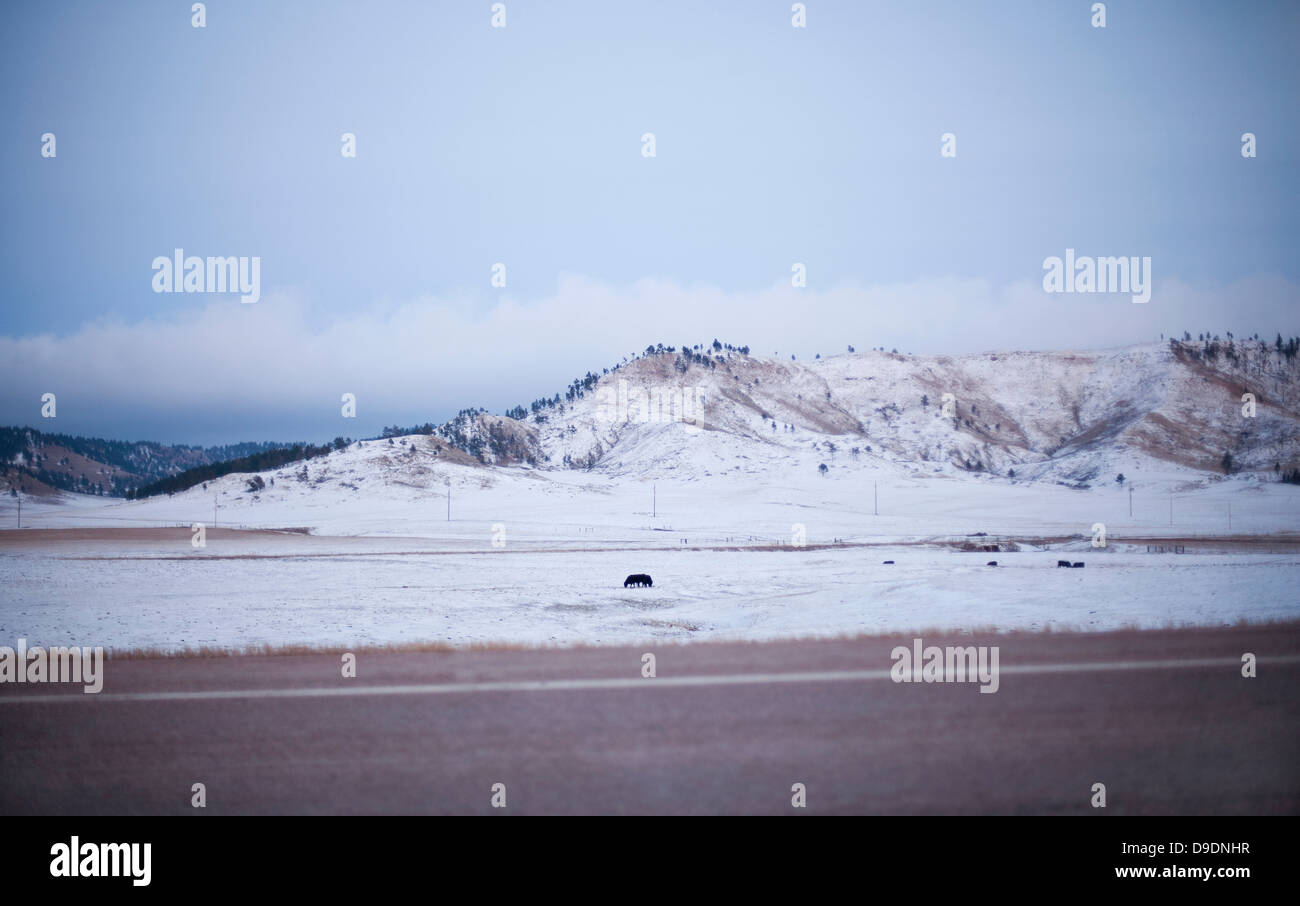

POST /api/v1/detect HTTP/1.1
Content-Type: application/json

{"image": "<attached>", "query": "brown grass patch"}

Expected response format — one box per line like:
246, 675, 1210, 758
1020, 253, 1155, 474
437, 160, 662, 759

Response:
103, 618, 1300, 660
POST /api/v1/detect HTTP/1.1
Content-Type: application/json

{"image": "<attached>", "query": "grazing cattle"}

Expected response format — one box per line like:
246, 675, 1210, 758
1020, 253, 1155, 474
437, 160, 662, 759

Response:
624, 573, 653, 588
986, 561, 997, 567
882, 560, 895, 565
1072, 562, 1085, 568
1056, 560, 1072, 568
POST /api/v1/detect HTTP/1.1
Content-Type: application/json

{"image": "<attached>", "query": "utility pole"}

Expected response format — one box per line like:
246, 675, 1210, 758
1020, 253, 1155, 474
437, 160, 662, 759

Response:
16, 493, 20, 529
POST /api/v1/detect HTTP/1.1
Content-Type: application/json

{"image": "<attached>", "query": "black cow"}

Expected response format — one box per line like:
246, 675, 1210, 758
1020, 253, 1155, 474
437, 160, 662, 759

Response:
1072, 562, 1085, 568
986, 561, 997, 567
624, 573, 653, 588
882, 560, 895, 565
1057, 560, 1072, 568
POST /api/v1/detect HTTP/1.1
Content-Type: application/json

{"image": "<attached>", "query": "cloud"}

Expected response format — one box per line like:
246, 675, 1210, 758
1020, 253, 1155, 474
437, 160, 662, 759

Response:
1, 273, 1295, 443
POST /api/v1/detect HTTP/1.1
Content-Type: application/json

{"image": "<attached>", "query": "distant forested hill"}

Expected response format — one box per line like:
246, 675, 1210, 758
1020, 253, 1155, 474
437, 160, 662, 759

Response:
0, 426, 294, 497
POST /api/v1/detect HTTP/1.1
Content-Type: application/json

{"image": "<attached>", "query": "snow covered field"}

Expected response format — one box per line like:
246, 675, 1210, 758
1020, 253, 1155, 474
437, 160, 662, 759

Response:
2, 540, 1297, 652
4, 431, 1299, 540
1, 447, 1298, 652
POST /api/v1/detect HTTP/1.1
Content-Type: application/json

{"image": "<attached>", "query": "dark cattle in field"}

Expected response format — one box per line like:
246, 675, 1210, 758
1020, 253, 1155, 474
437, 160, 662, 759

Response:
1056, 560, 1072, 568
882, 560, 895, 565
624, 573, 653, 588
1072, 562, 1085, 568
986, 561, 997, 567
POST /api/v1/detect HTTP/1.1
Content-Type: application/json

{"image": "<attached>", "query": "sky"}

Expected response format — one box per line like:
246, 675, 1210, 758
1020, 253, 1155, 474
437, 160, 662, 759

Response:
1, 0, 1297, 446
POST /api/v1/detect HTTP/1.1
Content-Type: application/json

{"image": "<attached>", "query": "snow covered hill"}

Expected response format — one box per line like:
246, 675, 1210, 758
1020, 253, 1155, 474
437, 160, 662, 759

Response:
7, 338, 1299, 536
521, 338, 1300, 487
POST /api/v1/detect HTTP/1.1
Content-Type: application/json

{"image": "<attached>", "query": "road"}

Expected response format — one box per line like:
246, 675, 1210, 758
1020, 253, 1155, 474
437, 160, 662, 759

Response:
2, 625, 1297, 814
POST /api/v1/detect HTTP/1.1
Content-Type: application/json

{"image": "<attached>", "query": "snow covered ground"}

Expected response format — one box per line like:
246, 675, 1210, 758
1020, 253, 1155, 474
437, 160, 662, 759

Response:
1, 445, 1297, 652
2, 540, 1297, 652
4, 432, 1298, 540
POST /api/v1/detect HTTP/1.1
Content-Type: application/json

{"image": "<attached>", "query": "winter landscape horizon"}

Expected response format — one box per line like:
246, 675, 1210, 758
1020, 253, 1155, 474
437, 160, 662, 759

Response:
4, 334, 1298, 652
2, 0, 1297, 829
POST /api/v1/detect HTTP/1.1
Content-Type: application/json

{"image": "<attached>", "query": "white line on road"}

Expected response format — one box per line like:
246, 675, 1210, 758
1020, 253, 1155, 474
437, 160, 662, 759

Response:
2, 655, 1297, 704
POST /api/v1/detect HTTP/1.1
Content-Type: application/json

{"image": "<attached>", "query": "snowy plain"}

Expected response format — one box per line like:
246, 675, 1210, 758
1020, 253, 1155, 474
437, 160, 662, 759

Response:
1, 435, 1297, 653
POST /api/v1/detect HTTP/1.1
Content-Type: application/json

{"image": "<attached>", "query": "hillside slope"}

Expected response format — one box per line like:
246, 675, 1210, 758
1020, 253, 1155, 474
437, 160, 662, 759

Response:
0, 428, 289, 497
6, 339, 1298, 507
518, 339, 1300, 487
